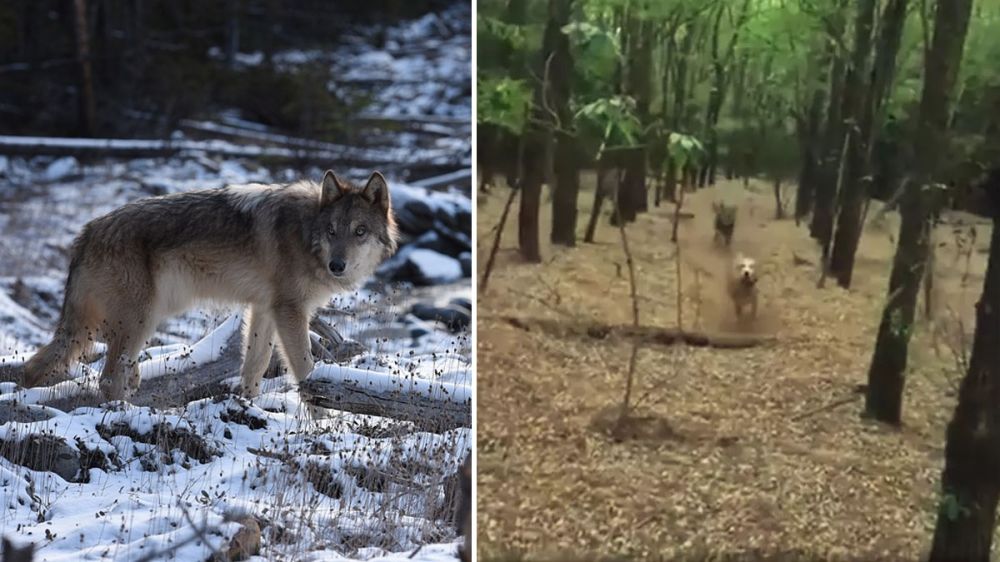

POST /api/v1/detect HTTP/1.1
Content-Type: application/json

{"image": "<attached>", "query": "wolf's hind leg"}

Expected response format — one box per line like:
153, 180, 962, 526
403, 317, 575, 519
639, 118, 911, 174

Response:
272, 304, 315, 383
240, 306, 276, 398
98, 316, 154, 401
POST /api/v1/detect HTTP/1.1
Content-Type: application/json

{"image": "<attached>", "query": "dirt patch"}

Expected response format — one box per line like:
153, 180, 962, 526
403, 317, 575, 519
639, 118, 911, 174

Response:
476, 175, 991, 560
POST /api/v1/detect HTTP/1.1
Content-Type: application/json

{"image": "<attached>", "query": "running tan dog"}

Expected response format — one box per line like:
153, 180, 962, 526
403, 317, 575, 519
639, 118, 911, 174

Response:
22, 170, 398, 401
727, 254, 759, 321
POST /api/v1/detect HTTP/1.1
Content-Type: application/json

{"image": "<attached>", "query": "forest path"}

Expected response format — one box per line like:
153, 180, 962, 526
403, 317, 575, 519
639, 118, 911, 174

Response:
476, 174, 993, 560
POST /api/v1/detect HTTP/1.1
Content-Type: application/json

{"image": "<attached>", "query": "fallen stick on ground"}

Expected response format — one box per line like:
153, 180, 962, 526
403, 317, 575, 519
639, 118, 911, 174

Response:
496, 315, 777, 349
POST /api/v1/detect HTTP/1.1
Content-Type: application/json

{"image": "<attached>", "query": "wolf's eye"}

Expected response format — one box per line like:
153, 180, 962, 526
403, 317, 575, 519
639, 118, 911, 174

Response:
354, 225, 367, 237
327, 224, 336, 236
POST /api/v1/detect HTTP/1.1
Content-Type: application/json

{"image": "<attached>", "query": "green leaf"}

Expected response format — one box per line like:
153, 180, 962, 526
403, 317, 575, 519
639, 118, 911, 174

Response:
477, 74, 533, 134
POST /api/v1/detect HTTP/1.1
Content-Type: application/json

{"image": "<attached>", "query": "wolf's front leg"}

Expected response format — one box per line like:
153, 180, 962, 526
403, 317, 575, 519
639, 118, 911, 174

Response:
272, 304, 316, 383
240, 306, 276, 398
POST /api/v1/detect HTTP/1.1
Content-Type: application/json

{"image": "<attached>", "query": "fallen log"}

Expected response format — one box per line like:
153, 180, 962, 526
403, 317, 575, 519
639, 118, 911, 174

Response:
1, 314, 469, 431
299, 365, 470, 432
0, 135, 463, 170
409, 169, 472, 190
497, 315, 776, 349
0, 314, 368, 414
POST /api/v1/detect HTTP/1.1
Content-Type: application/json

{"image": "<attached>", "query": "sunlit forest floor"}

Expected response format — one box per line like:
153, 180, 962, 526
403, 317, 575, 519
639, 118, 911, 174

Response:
475, 173, 993, 560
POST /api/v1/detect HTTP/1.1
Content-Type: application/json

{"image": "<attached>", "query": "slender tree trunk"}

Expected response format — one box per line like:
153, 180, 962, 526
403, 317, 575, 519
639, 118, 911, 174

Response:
810, 53, 847, 250
866, 0, 973, 425
518, 135, 544, 263
630, 17, 653, 217
548, 0, 578, 246
225, 0, 240, 69
584, 159, 609, 244
928, 170, 1000, 562
830, 0, 908, 288
672, 23, 695, 131
795, 48, 831, 223
518, 0, 564, 262
73, 0, 97, 136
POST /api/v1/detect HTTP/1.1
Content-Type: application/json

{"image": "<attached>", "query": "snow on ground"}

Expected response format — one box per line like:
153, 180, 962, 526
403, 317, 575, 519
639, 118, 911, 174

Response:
206, 2, 471, 123
0, 162, 471, 560
0, 192, 470, 562
0, 2, 471, 558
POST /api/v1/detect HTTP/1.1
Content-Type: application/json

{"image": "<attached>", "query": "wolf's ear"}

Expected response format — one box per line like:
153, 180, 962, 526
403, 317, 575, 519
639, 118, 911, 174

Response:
321, 170, 351, 206
362, 171, 391, 214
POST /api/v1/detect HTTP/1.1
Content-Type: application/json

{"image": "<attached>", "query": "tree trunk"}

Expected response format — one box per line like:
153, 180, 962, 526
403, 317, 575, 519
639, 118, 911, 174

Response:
584, 159, 610, 243
829, 0, 908, 288
795, 47, 831, 223
225, 0, 240, 69
672, 22, 696, 131
629, 17, 653, 216
810, 2, 848, 247
519, 0, 566, 262
548, 0, 578, 247
73, 0, 97, 136
928, 170, 1000, 562
865, 0, 973, 425
702, 0, 750, 188
518, 135, 544, 263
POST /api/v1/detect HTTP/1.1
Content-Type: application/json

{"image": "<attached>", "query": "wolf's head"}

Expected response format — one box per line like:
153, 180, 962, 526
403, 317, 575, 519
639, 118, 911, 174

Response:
314, 170, 399, 286
712, 201, 737, 226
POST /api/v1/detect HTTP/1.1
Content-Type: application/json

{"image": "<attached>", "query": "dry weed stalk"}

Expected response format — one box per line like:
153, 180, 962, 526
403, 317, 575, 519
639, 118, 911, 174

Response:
612, 186, 641, 421
479, 186, 519, 294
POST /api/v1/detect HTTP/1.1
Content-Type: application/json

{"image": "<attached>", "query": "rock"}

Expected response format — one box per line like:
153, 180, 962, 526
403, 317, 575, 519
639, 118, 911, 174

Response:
449, 297, 472, 313
0, 434, 81, 482
410, 303, 470, 332
408, 249, 463, 284
458, 252, 471, 277
411, 230, 466, 258
379, 248, 463, 286
43, 156, 79, 182
435, 224, 472, 252
393, 198, 435, 234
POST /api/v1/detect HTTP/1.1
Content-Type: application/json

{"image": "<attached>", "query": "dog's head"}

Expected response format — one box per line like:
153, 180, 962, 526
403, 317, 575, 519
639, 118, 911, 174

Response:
733, 255, 758, 287
315, 170, 399, 286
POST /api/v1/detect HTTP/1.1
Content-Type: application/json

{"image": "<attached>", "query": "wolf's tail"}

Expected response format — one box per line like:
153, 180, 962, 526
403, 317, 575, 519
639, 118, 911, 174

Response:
21, 239, 90, 388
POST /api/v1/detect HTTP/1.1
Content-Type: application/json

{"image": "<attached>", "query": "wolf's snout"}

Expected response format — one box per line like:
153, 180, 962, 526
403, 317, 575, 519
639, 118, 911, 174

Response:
329, 258, 347, 275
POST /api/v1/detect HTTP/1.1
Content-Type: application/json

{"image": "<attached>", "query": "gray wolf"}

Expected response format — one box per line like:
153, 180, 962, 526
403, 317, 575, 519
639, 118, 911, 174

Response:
712, 201, 737, 247
727, 254, 758, 321
22, 170, 398, 401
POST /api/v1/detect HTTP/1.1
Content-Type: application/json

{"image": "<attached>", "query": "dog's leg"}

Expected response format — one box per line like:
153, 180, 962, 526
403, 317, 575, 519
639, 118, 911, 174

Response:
240, 306, 276, 398
271, 303, 315, 383
750, 295, 758, 320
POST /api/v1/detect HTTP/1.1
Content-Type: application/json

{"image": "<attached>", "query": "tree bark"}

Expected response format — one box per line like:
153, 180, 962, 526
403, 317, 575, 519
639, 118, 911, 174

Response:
518, 0, 566, 262
795, 48, 831, 223
518, 136, 544, 262
865, 0, 973, 426
616, 15, 652, 221
810, 53, 847, 248
584, 158, 610, 243
73, 0, 97, 136
701, 0, 750, 188
829, 0, 908, 288
548, 0, 578, 247
928, 169, 1000, 562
